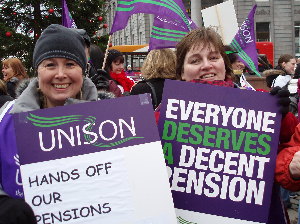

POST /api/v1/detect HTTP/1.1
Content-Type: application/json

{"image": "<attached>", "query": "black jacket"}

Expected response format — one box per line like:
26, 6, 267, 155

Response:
130, 78, 166, 109
6, 77, 19, 99
0, 94, 13, 108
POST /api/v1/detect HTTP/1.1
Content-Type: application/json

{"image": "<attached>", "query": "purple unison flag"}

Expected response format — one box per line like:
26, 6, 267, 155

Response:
230, 5, 260, 77
62, 0, 77, 28
149, 15, 197, 51
110, 0, 192, 35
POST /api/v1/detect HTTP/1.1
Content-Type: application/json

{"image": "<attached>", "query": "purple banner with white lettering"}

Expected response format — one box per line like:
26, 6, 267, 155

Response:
230, 4, 260, 76
158, 80, 281, 223
14, 94, 158, 165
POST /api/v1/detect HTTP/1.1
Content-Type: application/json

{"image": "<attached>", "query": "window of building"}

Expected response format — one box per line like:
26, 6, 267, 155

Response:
125, 36, 130, 45
256, 22, 270, 42
200, 0, 223, 9
295, 22, 300, 56
139, 32, 143, 45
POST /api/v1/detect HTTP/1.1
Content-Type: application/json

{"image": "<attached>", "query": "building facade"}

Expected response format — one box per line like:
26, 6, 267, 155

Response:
101, 0, 153, 46
103, 0, 300, 64
232, 0, 300, 63
185, 0, 300, 63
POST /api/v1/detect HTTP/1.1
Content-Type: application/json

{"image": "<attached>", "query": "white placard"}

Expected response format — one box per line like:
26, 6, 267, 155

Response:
201, 0, 238, 45
21, 141, 177, 224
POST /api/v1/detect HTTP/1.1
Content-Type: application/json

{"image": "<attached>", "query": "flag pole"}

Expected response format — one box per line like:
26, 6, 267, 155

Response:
102, 35, 112, 70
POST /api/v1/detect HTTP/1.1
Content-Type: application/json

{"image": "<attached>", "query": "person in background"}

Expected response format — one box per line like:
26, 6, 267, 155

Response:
278, 55, 299, 117
276, 99, 300, 224
125, 64, 134, 76
258, 54, 273, 72
223, 45, 246, 85
130, 49, 177, 109
286, 78, 299, 117
1, 57, 28, 98
0, 24, 98, 223
71, 28, 91, 64
224, 45, 246, 72
174, 27, 297, 224
294, 58, 300, 79
271, 54, 296, 88
89, 44, 122, 98
0, 79, 13, 108
104, 49, 135, 94
264, 55, 298, 124
264, 69, 286, 89
89, 44, 104, 73
70, 29, 121, 98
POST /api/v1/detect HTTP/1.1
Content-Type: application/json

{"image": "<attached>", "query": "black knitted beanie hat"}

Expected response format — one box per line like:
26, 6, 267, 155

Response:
33, 24, 86, 72
70, 28, 91, 48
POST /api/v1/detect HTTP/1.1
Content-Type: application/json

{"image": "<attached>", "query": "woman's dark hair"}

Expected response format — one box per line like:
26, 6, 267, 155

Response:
89, 44, 113, 81
176, 27, 234, 81
223, 45, 238, 64
294, 63, 300, 79
104, 49, 124, 73
89, 44, 104, 71
277, 54, 294, 69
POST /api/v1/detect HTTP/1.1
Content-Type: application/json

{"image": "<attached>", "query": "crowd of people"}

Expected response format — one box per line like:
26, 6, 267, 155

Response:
2, 24, 300, 224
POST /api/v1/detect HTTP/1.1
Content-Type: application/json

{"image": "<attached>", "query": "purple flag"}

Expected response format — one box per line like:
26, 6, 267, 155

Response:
62, 0, 77, 28
230, 5, 260, 77
110, 0, 192, 35
149, 14, 197, 51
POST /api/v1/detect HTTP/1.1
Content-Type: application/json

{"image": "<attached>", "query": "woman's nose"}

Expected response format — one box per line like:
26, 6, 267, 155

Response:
55, 66, 66, 78
201, 59, 212, 70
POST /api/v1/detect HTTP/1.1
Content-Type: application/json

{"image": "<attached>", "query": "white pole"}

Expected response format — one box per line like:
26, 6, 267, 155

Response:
191, 0, 202, 27
102, 35, 112, 70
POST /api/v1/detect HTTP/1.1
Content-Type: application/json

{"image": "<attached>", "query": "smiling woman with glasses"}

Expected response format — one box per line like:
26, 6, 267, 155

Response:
0, 24, 98, 223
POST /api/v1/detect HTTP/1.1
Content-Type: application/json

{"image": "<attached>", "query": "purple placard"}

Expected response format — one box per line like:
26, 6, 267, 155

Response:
14, 94, 158, 165
158, 80, 281, 223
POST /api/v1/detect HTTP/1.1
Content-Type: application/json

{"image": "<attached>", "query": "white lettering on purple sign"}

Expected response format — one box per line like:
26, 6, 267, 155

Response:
38, 117, 136, 152
165, 99, 276, 133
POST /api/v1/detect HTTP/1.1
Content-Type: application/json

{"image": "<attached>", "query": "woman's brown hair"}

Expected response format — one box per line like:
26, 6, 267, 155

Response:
277, 54, 294, 69
176, 27, 233, 81
2, 58, 28, 80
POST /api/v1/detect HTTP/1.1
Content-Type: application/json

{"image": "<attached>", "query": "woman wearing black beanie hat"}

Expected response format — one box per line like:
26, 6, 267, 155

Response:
104, 49, 135, 94
0, 24, 98, 223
